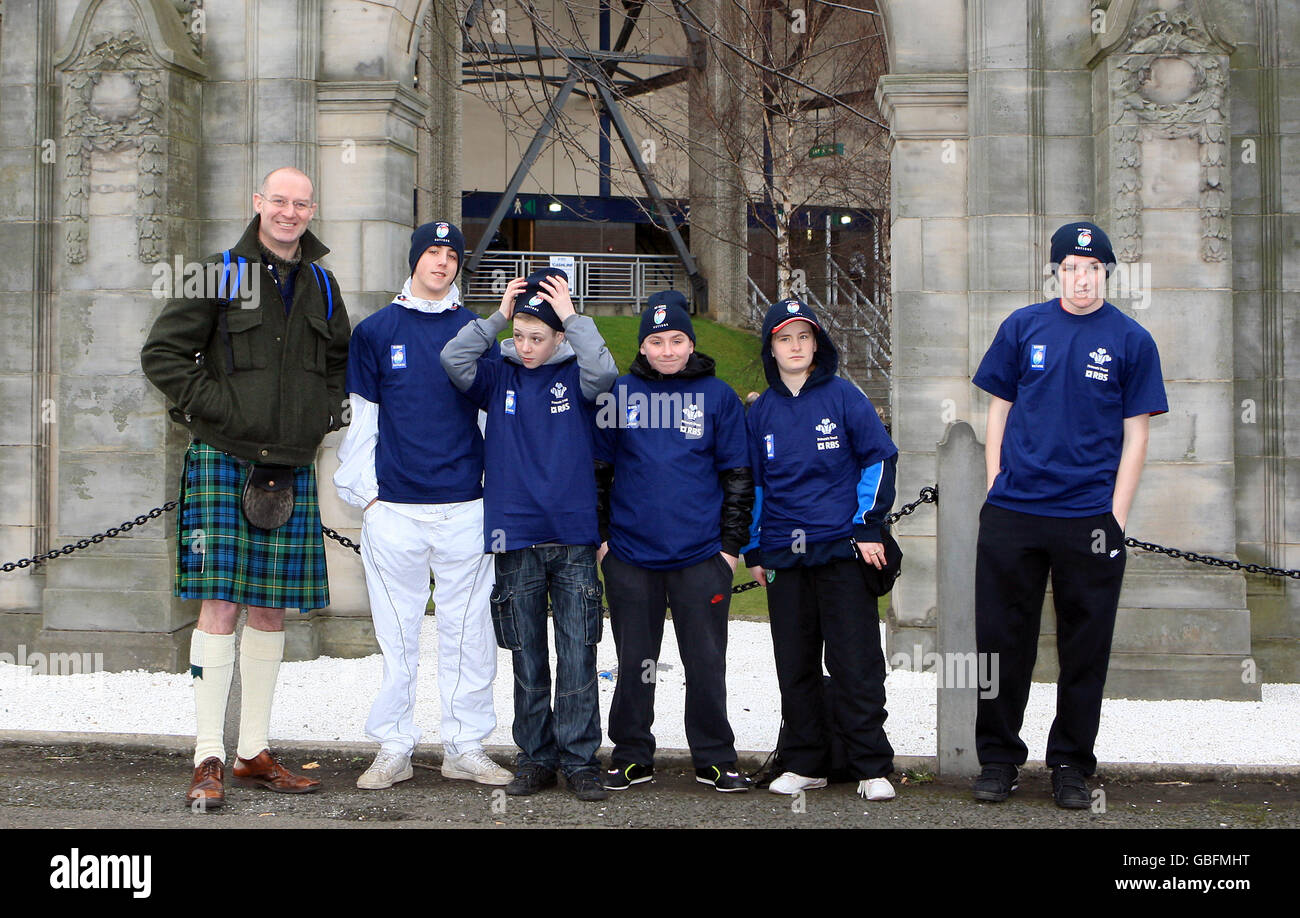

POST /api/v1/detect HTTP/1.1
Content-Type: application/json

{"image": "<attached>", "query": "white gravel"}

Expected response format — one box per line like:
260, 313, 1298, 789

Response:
1, 620, 1296, 766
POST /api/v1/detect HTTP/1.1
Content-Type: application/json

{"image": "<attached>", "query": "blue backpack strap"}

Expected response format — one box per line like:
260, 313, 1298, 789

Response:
310, 263, 334, 320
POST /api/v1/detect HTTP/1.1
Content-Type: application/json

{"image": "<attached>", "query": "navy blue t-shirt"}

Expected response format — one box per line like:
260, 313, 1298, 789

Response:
464, 355, 600, 551
593, 374, 749, 570
972, 299, 1167, 517
746, 376, 897, 555
346, 303, 494, 504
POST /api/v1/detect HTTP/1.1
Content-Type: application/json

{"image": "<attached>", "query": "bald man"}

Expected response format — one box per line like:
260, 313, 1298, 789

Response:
143, 167, 352, 809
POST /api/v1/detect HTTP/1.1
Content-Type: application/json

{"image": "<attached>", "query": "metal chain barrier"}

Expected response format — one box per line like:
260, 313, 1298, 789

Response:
7, 486, 1298, 583
1124, 537, 1300, 580
0, 501, 178, 573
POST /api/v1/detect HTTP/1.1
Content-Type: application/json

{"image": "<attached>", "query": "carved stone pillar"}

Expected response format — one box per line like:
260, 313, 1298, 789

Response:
38, 0, 206, 671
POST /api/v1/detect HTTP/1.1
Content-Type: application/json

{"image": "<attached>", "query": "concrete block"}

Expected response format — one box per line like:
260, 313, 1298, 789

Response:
361, 220, 410, 298
1232, 291, 1264, 379
967, 215, 1033, 292
1124, 461, 1237, 552
0, 83, 37, 147
1232, 382, 1265, 459
1279, 136, 1300, 213
971, 0, 1029, 70
970, 68, 1030, 135
880, 0, 968, 73
1041, 10, 1092, 68
0, 293, 35, 374
0, 222, 36, 291
33, 623, 194, 674
892, 376, 973, 453
921, 219, 970, 292
1140, 210, 1233, 291
0, 446, 36, 527
318, 612, 380, 659
968, 136, 1031, 215
283, 613, 322, 662
890, 218, 924, 293
892, 532, 937, 627
1140, 380, 1232, 464
1041, 137, 1094, 215
42, 582, 195, 635
893, 141, 967, 218
1282, 214, 1300, 292
0, 525, 45, 611
0, 374, 34, 445
0, 611, 43, 652
1139, 136, 1202, 209
1252, 639, 1300, 683
1231, 215, 1262, 290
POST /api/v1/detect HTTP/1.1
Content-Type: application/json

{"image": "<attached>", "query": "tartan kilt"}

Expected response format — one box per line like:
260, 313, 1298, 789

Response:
175, 440, 329, 610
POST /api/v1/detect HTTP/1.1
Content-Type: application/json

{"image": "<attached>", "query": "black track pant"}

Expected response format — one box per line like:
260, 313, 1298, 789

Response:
766, 558, 894, 780
603, 551, 738, 769
975, 502, 1127, 775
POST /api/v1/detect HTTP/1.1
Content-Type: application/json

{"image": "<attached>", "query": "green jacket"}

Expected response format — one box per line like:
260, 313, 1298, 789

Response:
141, 217, 352, 466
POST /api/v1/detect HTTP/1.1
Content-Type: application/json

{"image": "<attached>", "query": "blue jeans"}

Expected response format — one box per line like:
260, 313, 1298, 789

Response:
490, 545, 603, 777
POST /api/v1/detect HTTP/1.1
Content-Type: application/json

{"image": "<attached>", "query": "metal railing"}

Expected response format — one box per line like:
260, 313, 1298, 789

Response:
462, 251, 689, 312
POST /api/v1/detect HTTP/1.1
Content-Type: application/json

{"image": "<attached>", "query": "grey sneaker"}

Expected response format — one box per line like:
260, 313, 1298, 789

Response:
567, 769, 610, 802
442, 749, 513, 786
357, 749, 413, 790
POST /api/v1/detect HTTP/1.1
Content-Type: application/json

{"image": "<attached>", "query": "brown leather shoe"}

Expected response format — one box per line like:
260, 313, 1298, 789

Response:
186, 757, 225, 810
232, 749, 321, 794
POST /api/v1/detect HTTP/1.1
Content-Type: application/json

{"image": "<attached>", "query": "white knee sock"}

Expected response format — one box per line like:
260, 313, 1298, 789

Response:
235, 626, 285, 761
190, 630, 236, 767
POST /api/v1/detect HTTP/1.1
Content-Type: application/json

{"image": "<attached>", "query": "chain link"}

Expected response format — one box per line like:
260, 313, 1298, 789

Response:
7, 486, 1298, 583
1124, 538, 1300, 580
0, 501, 178, 573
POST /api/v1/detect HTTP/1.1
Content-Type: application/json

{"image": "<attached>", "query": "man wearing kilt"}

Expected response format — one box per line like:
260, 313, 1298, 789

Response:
141, 167, 351, 809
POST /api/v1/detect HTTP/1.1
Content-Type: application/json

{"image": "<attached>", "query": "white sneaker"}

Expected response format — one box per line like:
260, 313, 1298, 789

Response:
356, 749, 413, 790
857, 777, 896, 801
441, 749, 513, 786
768, 771, 828, 795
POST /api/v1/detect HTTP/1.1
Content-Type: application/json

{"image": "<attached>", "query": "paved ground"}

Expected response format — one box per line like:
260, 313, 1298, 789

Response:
2, 741, 1295, 829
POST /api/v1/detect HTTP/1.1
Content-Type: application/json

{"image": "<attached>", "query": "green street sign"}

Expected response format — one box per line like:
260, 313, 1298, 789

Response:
809, 142, 844, 159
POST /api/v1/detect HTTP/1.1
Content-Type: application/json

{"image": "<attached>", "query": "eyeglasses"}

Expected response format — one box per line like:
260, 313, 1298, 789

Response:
260, 195, 314, 213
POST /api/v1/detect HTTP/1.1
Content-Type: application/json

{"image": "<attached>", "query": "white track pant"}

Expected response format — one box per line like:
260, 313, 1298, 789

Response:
360, 499, 497, 756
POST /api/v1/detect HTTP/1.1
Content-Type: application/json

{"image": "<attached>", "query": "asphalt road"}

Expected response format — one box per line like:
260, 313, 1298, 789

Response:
1, 742, 1295, 829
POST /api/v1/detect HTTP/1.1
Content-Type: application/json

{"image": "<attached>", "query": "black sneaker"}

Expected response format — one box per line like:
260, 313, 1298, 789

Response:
505, 764, 557, 796
603, 762, 654, 790
695, 764, 752, 793
567, 769, 611, 802
972, 763, 1019, 802
1051, 766, 1091, 810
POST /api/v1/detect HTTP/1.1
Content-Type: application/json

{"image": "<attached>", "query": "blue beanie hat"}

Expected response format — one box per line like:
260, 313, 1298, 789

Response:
409, 221, 465, 277
1050, 221, 1115, 276
512, 267, 568, 331
639, 290, 694, 343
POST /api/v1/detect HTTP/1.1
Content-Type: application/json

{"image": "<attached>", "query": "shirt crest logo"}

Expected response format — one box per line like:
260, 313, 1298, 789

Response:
814, 418, 840, 451
1085, 345, 1112, 382
626, 404, 640, 428
549, 380, 571, 414
504, 389, 517, 415
764, 433, 775, 458
550, 381, 567, 399
679, 402, 704, 439
390, 344, 407, 369
1030, 344, 1047, 370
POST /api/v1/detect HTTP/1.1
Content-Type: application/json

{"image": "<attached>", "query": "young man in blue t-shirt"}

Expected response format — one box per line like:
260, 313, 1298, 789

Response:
970, 221, 1167, 809
593, 292, 755, 793
334, 221, 514, 791
441, 267, 619, 802
744, 299, 900, 802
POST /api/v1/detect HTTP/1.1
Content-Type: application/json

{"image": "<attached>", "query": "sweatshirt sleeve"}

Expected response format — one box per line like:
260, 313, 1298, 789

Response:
333, 392, 380, 508
441, 312, 508, 404
852, 453, 897, 543
562, 314, 619, 402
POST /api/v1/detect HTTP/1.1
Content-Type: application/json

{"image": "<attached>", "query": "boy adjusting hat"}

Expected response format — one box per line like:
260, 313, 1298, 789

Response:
513, 266, 569, 331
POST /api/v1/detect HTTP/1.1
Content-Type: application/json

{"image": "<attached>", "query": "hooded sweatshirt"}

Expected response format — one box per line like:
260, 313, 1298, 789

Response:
743, 303, 897, 569
441, 310, 618, 552
593, 352, 752, 570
